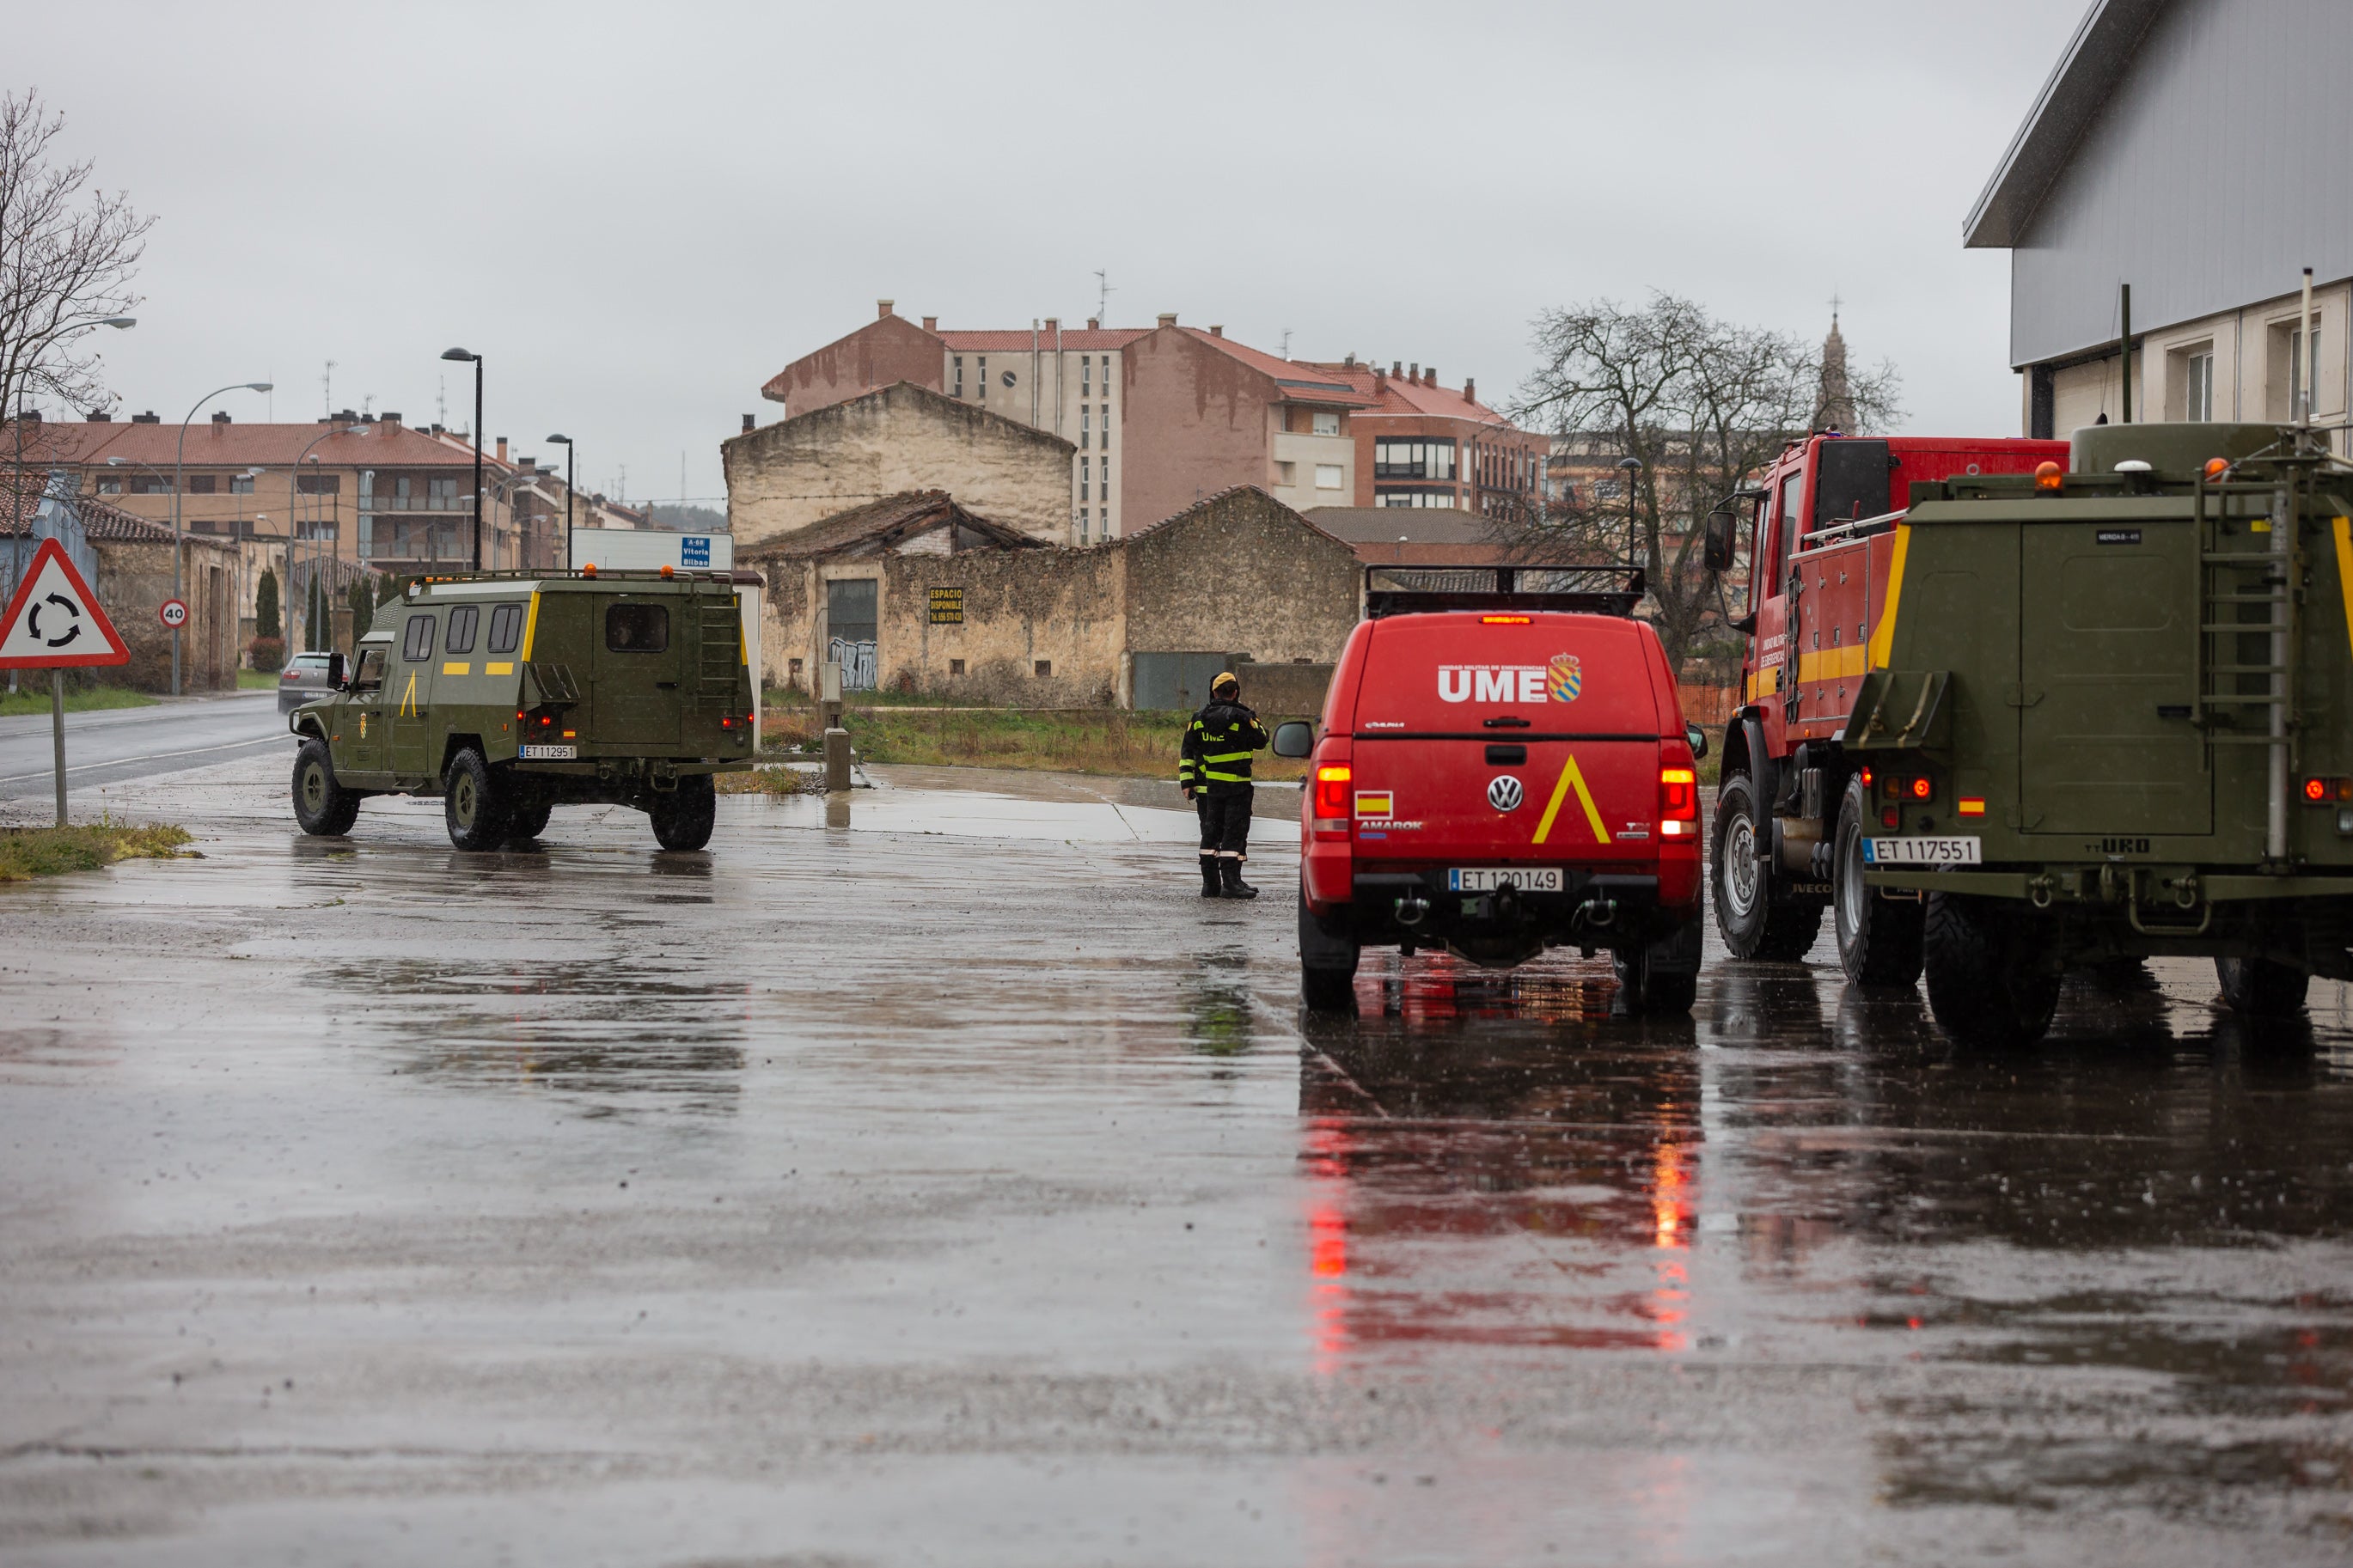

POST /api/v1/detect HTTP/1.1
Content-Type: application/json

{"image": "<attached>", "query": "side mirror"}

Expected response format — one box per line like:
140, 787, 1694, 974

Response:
328, 651, 347, 690
1702, 509, 1737, 572
1271, 720, 1315, 759
1685, 722, 1708, 760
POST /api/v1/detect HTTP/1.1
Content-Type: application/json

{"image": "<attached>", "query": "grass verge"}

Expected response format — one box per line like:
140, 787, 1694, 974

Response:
0, 685, 158, 718
237, 669, 280, 691
0, 821, 195, 882
763, 706, 1307, 783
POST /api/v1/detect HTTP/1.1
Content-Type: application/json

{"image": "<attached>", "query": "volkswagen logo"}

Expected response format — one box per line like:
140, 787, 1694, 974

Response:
1487, 775, 1525, 812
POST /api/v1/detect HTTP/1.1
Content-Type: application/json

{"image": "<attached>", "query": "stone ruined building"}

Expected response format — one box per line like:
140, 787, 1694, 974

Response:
740, 485, 1359, 713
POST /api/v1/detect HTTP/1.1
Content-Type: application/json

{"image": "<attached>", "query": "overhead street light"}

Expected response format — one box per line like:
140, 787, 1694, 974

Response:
171, 381, 272, 693
545, 433, 574, 568
440, 348, 484, 570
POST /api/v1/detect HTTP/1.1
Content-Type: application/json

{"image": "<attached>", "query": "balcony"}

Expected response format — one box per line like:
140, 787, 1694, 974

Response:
365, 493, 469, 513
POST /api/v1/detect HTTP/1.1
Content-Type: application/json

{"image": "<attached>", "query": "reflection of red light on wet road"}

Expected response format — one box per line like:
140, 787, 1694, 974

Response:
1304, 1123, 1354, 1375
1650, 1142, 1693, 1351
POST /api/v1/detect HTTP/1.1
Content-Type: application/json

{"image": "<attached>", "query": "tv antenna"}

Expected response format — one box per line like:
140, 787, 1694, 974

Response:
321, 359, 336, 417
1280, 328, 1292, 360
1094, 268, 1114, 323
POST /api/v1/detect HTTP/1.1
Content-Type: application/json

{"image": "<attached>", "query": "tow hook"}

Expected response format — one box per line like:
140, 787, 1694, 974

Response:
1394, 894, 1431, 928
2028, 876, 2056, 909
1579, 896, 1619, 930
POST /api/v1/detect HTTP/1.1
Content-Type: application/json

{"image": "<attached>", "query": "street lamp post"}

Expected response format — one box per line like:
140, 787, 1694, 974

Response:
174, 380, 272, 694
1617, 455, 1644, 575
546, 434, 573, 568
440, 348, 483, 570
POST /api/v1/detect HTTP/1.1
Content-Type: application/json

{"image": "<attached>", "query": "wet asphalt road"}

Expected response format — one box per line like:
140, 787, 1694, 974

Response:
2, 757, 2350, 1565
0, 691, 282, 802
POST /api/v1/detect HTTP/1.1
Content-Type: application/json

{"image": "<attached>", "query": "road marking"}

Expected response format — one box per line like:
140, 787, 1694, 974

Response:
0, 732, 286, 785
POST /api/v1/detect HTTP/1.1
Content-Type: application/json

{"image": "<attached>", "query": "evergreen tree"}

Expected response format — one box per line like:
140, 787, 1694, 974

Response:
254, 567, 280, 639
348, 576, 373, 642
308, 576, 328, 652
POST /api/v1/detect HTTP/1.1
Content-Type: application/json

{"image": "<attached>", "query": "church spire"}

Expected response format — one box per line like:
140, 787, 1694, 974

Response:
1814, 308, 1856, 435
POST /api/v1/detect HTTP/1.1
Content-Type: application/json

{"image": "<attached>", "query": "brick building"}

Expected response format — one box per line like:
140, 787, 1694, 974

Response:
742, 485, 1360, 709
1291, 359, 1549, 518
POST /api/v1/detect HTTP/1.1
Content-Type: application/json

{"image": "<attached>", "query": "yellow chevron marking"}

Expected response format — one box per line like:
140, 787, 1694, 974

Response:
399, 670, 419, 716
1867, 523, 1910, 670
1532, 753, 1613, 846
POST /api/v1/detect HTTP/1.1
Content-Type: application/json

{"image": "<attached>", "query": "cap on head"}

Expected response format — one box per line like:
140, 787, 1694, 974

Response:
1211, 671, 1239, 696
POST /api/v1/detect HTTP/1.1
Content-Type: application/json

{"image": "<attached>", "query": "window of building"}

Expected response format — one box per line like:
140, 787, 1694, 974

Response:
1081, 406, 1090, 448
788, 656, 804, 683
1081, 357, 1091, 397
2295, 326, 2320, 418
1312, 411, 1340, 437
1373, 437, 1457, 480
187, 473, 217, 494
445, 605, 479, 654
605, 602, 669, 653
1100, 458, 1109, 497
977, 357, 987, 400
1077, 509, 1089, 542
2186, 350, 2215, 422
1079, 457, 1090, 501
1275, 461, 1297, 487
1098, 406, 1109, 446
1034, 660, 1051, 678
1376, 486, 1460, 509
95, 475, 121, 494
428, 477, 456, 507
1315, 463, 1343, 491
950, 658, 966, 675
486, 602, 524, 654
954, 356, 964, 398
297, 473, 340, 496
1099, 357, 1110, 400
230, 473, 255, 495
402, 614, 437, 662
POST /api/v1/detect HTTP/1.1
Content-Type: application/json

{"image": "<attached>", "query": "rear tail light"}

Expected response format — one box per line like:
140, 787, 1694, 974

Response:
1880, 772, 1934, 804
2304, 775, 2352, 803
1314, 765, 1352, 818
1909, 775, 1934, 802
1659, 766, 1698, 836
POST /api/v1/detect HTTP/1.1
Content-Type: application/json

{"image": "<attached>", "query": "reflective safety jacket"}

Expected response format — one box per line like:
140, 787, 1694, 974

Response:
1179, 699, 1268, 797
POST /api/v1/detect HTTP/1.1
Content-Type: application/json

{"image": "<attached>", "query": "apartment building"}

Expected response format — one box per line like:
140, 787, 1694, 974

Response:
1293, 358, 1548, 517
758, 303, 1372, 541
1968, 0, 2350, 445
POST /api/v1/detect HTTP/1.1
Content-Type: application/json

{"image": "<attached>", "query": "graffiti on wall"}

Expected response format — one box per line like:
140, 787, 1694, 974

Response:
827, 638, 877, 691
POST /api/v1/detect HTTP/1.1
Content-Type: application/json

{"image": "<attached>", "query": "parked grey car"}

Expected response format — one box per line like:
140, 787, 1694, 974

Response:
276, 651, 340, 713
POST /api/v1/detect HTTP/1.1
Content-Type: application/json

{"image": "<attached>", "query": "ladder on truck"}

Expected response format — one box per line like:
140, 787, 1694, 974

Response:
2192, 474, 2300, 863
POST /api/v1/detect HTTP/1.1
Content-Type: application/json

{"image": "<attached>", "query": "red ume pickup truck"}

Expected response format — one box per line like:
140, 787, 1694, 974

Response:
1272, 566, 1708, 1015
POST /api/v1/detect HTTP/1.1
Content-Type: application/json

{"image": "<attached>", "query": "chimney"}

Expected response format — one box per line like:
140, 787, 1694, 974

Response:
1342, 353, 1355, 367
496, 436, 508, 463
1209, 324, 1223, 338
211, 410, 231, 424
877, 298, 895, 320
742, 413, 755, 433
132, 410, 160, 424
1423, 367, 1435, 387
15, 409, 40, 426
1373, 364, 1387, 386
381, 412, 401, 429
84, 409, 112, 422
1043, 316, 1058, 333
1157, 313, 1177, 329
1464, 376, 1476, 404
1391, 361, 1403, 379
921, 315, 938, 332
1409, 363, 1418, 382
1086, 317, 1100, 330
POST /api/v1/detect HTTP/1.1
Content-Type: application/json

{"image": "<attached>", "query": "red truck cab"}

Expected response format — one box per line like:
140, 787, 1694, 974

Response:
1274, 567, 1706, 1016
1706, 433, 2069, 976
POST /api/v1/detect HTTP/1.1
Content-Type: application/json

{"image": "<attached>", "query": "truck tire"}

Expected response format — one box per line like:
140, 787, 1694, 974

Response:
1712, 770, 1823, 962
291, 738, 360, 837
443, 747, 510, 852
649, 774, 716, 851
1833, 777, 1923, 988
1299, 892, 1360, 1013
1922, 892, 2061, 1047
506, 801, 553, 844
2216, 956, 2310, 1019
1614, 912, 1702, 1016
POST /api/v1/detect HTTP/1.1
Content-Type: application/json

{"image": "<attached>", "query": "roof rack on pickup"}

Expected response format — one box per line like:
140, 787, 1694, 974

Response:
1363, 564, 1645, 620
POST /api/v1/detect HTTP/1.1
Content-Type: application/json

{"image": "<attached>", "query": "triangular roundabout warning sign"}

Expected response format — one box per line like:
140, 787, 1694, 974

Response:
0, 538, 131, 669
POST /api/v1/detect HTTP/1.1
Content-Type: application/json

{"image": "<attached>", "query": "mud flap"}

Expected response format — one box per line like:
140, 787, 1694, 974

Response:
1644, 912, 1704, 977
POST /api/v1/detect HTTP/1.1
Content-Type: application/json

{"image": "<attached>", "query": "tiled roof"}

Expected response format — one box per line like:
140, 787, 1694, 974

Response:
1295, 363, 1524, 428
1177, 331, 1372, 407
1121, 484, 1351, 548
737, 490, 1043, 559
935, 328, 1151, 352
1300, 506, 1496, 546
16, 417, 492, 471
1, 485, 224, 544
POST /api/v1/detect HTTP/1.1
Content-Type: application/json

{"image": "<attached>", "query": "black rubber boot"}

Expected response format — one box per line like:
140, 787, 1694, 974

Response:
1199, 854, 1223, 898
1220, 857, 1259, 900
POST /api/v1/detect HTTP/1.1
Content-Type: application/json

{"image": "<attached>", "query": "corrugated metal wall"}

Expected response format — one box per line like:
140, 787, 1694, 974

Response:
2011, 0, 2353, 366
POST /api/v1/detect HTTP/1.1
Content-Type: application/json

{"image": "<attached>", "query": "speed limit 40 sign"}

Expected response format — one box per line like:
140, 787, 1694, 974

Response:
158, 597, 188, 629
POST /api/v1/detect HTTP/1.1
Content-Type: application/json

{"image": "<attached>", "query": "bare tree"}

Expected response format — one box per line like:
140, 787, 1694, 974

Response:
1506, 293, 1898, 668
1, 89, 151, 514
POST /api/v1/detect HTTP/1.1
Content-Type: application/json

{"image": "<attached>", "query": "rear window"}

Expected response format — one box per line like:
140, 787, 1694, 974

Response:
445, 605, 478, 654
605, 602, 669, 653
1353, 614, 1659, 733
487, 602, 524, 654
401, 614, 436, 662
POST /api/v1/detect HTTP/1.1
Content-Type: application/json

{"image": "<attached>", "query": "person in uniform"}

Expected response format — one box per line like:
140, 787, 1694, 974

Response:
1178, 670, 1268, 899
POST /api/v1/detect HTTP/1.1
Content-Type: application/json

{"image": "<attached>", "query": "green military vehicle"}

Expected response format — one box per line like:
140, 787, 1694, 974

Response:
286, 568, 757, 851
1845, 421, 2353, 1044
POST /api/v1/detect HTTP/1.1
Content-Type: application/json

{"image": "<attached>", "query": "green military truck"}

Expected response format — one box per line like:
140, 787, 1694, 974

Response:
1844, 421, 2353, 1044
286, 568, 757, 851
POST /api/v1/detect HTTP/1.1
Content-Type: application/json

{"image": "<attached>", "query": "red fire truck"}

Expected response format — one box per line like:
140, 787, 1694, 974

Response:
1701, 433, 2069, 980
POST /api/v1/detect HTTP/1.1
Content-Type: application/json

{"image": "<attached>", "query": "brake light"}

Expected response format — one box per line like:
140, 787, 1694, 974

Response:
1910, 775, 1934, 802
1314, 764, 1352, 818
1659, 766, 1698, 836
1480, 614, 1531, 624
1859, 766, 1873, 788
1881, 807, 1899, 828
2304, 775, 2352, 802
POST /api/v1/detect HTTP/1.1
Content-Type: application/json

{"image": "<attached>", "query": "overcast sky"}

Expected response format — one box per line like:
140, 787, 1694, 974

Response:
16, 0, 2081, 509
